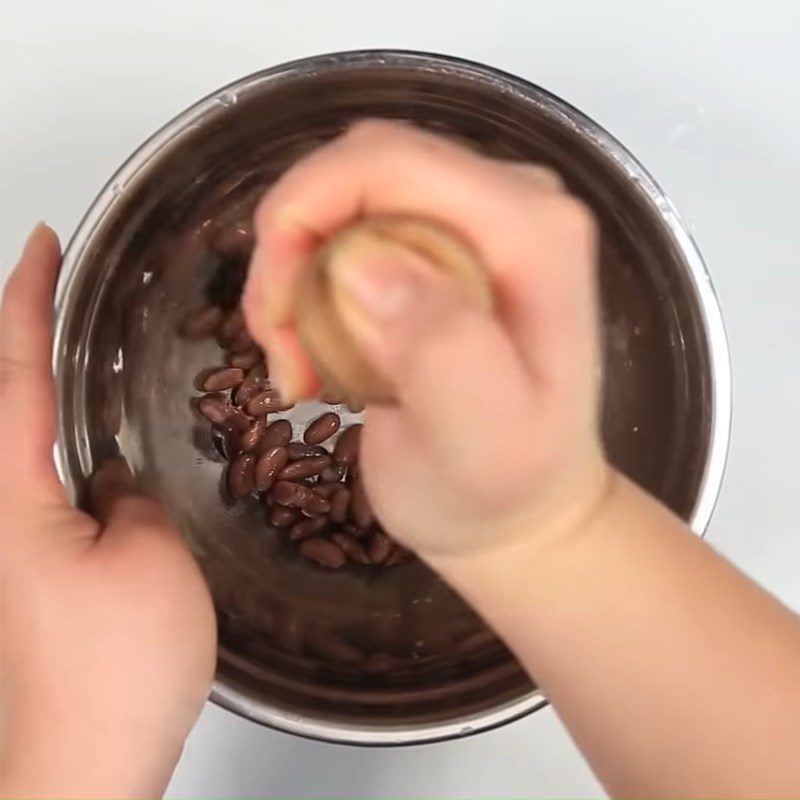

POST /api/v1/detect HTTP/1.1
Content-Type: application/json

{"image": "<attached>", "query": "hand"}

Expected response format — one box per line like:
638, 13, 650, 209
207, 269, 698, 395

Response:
244, 120, 609, 558
0, 225, 216, 799
245, 123, 800, 800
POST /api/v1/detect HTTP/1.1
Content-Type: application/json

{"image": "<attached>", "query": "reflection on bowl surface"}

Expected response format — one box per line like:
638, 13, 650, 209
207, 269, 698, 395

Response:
55, 51, 728, 745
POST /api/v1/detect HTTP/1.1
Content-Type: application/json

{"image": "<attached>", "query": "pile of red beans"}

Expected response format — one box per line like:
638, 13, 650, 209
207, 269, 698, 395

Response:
182, 301, 413, 569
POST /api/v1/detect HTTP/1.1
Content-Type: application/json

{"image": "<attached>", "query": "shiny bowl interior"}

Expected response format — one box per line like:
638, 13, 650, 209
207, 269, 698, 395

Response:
54, 51, 730, 745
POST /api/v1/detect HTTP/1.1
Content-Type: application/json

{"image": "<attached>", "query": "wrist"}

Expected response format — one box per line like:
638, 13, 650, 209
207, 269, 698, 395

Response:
425, 470, 687, 651
426, 451, 615, 583
1, 707, 181, 799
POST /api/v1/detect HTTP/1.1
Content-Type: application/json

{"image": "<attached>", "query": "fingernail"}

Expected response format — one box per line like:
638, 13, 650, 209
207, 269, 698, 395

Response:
23, 222, 59, 257
331, 239, 420, 322
24, 221, 48, 246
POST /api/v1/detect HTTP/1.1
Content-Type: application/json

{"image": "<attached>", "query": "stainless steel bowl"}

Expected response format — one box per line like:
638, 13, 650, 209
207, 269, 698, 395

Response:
54, 50, 731, 745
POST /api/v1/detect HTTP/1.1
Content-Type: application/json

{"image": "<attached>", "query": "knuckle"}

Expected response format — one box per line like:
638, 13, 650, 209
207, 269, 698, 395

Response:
345, 118, 404, 143
547, 194, 597, 243
507, 161, 564, 191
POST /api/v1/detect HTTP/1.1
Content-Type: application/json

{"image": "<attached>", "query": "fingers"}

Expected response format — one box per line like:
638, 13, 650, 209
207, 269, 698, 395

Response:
0, 224, 65, 504
328, 240, 537, 458
244, 120, 598, 398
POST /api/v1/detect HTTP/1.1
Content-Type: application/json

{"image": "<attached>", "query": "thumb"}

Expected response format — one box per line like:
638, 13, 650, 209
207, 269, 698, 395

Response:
89, 458, 182, 550
329, 236, 536, 443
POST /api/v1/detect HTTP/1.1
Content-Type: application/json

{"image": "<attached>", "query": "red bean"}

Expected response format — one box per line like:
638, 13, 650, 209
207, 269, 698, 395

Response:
227, 329, 255, 354
368, 531, 392, 564
299, 537, 346, 568
279, 455, 332, 480
320, 464, 347, 482
208, 222, 253, 258
218, 307, 244, 342
331, 532, 370, 564
314, 482, 340, 498
246, 390, 284, 416
255, 446, 289, 491
233, 370, 267, 407
303, 412, 341, 445
341, 521, 366, 539
260, 419, 292, 450
226, 348, 263, 370
329, 486, 351, 523
197, 393, 229, 424
228, 453, 256, 498
240, 417, 266, 452
287, 442, 327, 460
288, 517, 328, 541
272, 481, 330, 516
203, 367, 244, 392
181, 304, 224, 338
333, 424, 362, 466
269, 504, 298, 528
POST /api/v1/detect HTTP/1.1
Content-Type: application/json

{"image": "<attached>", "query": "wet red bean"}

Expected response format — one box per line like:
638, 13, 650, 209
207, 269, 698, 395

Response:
300, 499, 330, 517
255, 446, 289, 491
368, 531, 392, 564
314, 482, 340, 498
299, 537, 346, 568
287, 442, 327, 460
228, 453, 256, 498
233, 370, 266, 406
209, 223, 253, 257
272, 482, 330, 516
303, 412, 341, 445
231, 374, 257, 406
333, 424, 362, 465
320, 464, 347, 482
279, 455, 331, 480
186, 298, 415, 570
331, 532, 370, 564
260, 419, 293, 450
269, 504, 298, 528
197, 393, 229, 424
329, 486, 351, 523
288, 517, 328, 541
226, 348, 263, 370
350, 476, 373, 529
245, 390, 284, 416
305, 491, 332, 517
218, 425, 240, 460
241, 417, 267, 452
218, 307, 244, 342
202, 366, 244, 392
341, 521, 366, 539
193, 367, 216, 391
227, 328, 255, 354
181, 304, 224, 338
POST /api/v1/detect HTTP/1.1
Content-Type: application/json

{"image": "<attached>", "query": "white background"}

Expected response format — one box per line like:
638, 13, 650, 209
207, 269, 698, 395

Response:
1, 1, 798, 797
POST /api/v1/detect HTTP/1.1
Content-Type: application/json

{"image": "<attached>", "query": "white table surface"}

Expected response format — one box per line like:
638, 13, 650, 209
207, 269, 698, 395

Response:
2, 1, 798, 797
